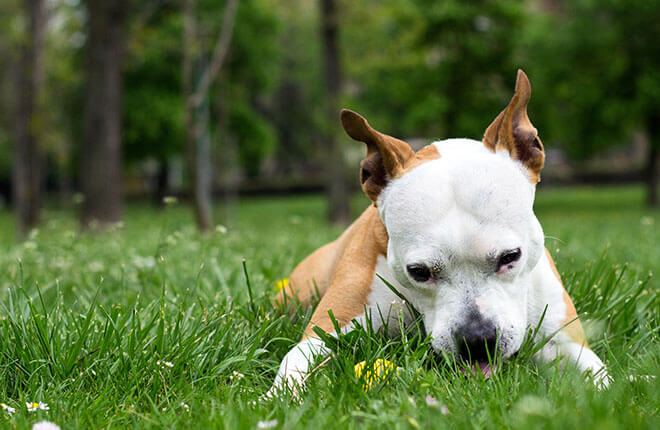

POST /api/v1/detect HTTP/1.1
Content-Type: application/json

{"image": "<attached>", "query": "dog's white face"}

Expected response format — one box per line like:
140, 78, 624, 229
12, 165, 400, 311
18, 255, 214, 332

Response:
379, 139, 545, 361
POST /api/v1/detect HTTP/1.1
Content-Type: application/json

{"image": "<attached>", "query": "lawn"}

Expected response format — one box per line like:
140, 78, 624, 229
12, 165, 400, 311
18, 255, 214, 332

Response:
0, 185, 658, 429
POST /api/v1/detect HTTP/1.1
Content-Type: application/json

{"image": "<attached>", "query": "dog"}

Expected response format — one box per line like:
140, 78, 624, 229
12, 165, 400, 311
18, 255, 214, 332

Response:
268, 70, 608, 396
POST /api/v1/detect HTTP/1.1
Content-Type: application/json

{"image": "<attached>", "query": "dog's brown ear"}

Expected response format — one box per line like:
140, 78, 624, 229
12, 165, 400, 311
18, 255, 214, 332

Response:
341, 109, 415, 202
483, 70, 545, 184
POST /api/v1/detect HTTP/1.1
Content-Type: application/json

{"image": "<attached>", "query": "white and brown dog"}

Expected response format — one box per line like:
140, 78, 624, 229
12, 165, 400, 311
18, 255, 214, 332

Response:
269, 70, 608, 396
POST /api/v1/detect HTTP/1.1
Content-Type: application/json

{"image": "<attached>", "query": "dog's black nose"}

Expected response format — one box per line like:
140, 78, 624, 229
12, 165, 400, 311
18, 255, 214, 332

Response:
455, 311, 499, 362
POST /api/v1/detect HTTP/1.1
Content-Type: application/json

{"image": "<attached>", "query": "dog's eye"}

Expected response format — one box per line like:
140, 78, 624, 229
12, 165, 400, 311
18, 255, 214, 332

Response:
407, 264, 431, 282
496, 248, 521, 272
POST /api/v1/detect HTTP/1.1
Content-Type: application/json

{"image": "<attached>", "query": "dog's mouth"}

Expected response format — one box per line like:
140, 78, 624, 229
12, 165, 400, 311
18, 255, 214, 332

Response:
459, 360, 499, 378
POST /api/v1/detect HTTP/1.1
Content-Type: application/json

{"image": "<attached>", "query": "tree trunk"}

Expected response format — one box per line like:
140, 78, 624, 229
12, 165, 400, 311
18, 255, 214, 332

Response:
320, 0, 350, 224
216, 75, 239, 224
646, 113, 659, 207
13, 0, 46, 238
154, 158, 170, 208
183, 0, 212, 231
80, 0, 126, 227
183, 0, 239, 232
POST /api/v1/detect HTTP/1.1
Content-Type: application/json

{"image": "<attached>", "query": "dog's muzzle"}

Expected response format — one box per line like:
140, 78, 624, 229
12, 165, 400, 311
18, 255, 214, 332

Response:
452, 309, 501, 377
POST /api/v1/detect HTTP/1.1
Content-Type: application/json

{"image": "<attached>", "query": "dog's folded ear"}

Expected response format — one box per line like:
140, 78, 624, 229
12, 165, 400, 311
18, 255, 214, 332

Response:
483, 70, 545, 184
341, 109, 416, 202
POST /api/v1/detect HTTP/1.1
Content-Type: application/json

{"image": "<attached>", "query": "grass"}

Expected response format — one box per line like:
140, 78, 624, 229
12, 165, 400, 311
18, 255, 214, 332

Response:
0, 185, 658, 429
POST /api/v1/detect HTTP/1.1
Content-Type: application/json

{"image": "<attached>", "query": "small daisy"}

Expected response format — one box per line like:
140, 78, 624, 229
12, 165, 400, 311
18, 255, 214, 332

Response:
229, 371, 245, 381
257, 419, 278, 429
32, 421, 60, 430
425, 394, 439, 407
1, 402, 16, 415
156, 360, 174, 369
26, 401, 49, 412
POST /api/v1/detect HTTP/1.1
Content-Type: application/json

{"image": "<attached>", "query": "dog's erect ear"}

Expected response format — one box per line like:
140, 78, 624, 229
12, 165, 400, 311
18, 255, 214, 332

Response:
341, 109, 416, 202
483, 70, 545, 184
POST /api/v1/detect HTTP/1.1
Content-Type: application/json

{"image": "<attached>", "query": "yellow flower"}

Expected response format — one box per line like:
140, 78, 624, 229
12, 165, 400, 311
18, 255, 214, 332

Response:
354, 359, 401, 391
274, 278, 289, 292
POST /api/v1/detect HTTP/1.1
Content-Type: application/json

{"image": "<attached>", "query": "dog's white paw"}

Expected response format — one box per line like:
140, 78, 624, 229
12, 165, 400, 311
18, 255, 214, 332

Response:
261, 376, 304, 402
591, 366, 611, 390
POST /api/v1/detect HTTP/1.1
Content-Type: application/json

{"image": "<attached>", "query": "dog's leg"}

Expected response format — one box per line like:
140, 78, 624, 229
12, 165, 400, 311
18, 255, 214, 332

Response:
268, 206, 390, 397
533, 249, 610, 387
266, 336, 331, 398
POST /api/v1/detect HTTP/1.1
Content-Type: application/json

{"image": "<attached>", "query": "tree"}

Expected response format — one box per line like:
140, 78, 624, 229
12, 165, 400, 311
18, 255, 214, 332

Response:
342, 0, 526, 140
80, 0, 127, 227
525, 0, 660, 206
13, 0, 47, 237
183, 0, 239, 231
123, 6, 184, 206
320, 0, 350, 224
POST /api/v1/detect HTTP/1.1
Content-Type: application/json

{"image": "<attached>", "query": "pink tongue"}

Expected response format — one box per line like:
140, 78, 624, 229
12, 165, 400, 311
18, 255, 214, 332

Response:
460, 361, 499, 378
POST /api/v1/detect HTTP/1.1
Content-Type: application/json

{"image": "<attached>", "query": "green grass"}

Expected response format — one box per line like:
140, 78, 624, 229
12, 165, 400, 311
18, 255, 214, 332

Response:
0, 185, 658, 429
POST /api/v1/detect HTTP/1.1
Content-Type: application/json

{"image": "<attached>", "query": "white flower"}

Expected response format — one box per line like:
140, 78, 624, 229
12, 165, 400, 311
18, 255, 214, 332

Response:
1, 402, 16, 415
257, 419, 278, 429
180, 402, 190, 412
229, 371, 244, 381
156, 360, 174, 369
32, 421, 61, 430
134, 256, 156, 269
425, 394, 439, 407
26, 401, 49, 412
163, 196, 178, 205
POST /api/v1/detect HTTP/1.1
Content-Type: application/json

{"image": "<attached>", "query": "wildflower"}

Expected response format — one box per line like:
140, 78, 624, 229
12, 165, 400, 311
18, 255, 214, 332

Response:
156, 360, 174, 369
640, 216, 654, 226
32, 421, 60, 430
354, 359, 401, 391
180, 402, 190, 412
274, 278, 289, 292
229, 371, 245, 381
26, 402, 49, 412
215, 224, 228, 234
163, 196, 178, 205
257, 419, 278, 429
134, 255, 156, 269
425, 394, 439, 408
1, 402, 16, 415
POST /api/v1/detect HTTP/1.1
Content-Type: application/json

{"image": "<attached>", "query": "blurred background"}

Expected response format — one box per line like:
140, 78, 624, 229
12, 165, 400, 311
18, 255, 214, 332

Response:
0, 0, 658, 237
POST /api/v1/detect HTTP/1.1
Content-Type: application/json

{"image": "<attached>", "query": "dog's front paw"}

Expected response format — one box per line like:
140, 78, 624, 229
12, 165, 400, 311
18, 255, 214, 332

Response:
590, 366, 611, 389
262, 375, 304, 401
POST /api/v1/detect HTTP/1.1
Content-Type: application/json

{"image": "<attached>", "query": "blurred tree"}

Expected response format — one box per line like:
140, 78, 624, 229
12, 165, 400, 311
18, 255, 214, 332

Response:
525, 0, 660, 206
123, 6, 184, 206
320, 0, 349, 224
13, 0, 47, 237
223, 0, 278, 180
183, 0, 238, 231
268, 1, 322, 178
80, 0, 127, 227
0, 1, 22, 196
343, 0, 526, 140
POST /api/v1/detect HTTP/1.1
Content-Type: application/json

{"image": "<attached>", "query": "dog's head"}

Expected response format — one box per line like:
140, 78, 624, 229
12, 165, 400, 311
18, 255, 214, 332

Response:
341, 70, 546, 371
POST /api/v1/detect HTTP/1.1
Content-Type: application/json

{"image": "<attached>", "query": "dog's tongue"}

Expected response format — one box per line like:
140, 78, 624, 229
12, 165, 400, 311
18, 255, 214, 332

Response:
460, 361, 499, 378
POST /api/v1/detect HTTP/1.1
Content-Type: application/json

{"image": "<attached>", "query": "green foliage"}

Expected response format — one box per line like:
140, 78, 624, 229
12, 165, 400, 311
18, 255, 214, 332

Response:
524, 0, 660, 159
223, 0, 280, 176
230, 102, 277, 177
0, 186, 658, 427
343, 0, 527, 139
123, 8, 184, 164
